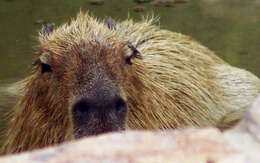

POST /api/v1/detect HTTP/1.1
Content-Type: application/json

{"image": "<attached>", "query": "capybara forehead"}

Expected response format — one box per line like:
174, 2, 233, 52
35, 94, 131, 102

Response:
36, 12, 126, 71
40, 39, 125, 65
39, 40, 126, 79
38, 12, 121, 52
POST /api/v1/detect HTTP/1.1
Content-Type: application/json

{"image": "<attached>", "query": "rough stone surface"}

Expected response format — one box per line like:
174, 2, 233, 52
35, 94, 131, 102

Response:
224, 95, 260, 163
0, 129, 238, 163
1, 95, 260, 163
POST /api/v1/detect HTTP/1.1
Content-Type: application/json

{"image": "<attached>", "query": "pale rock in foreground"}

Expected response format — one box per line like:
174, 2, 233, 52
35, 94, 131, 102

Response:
1, 95, 260, 163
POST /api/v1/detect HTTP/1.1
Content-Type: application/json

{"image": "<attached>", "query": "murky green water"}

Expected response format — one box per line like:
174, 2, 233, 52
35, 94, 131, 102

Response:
0, 0, 259, 82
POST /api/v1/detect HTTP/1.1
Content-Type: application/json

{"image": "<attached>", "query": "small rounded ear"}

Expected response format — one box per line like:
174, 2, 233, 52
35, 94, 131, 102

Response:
40, 23, 55, 37
104, 17, 116, 30
34, 52, 52, 74
39, 52, 51, 65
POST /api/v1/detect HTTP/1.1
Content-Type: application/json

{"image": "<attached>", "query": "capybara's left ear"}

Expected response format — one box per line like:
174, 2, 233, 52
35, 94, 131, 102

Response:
40, 23, 55, 37
103, 17, 116, 30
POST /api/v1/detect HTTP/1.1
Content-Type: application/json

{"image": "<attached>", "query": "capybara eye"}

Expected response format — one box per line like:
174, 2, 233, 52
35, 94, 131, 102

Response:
40, 63, 52, 74
33, 59, 52, 74
114, 98, 127, 114
126, 44, 142, 65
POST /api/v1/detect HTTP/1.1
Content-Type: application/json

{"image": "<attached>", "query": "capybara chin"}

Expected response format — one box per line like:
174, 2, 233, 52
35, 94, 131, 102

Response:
1, 11, 260, 155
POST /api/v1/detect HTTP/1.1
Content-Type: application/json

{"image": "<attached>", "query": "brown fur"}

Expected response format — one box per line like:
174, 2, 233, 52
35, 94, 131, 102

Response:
1, 12, 260, 155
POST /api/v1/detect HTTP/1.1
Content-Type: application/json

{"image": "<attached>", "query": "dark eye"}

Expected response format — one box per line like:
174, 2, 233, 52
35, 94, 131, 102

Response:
126, 44, 142, 65
41, 63, 52, 74
125, 57, 132, 65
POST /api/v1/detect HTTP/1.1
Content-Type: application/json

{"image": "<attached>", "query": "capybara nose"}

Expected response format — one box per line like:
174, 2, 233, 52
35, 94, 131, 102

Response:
72, 96, 127, 117
72, 96, 127, 138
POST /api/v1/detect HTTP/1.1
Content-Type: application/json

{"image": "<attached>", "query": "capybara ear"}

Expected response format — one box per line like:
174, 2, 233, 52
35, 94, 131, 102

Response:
40, 23, 55, 37
33, 52, 52, 74
39, 52, 51, 65
125, 44, 142, 65
103, 17, 116, 30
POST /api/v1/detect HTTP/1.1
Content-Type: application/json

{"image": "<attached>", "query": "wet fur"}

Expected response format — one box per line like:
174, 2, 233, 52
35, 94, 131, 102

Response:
1, 12, 260, 154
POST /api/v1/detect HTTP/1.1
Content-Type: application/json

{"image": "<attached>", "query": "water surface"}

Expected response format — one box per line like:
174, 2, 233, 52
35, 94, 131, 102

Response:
0, 0, 259, 81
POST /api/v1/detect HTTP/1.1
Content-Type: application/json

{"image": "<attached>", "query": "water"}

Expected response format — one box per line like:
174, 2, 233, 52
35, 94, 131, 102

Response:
0, 0, 259, 80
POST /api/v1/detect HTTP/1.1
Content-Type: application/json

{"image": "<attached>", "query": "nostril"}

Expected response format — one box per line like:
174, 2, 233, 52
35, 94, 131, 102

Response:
115, 98, 127, 114
73, 100, 90, 116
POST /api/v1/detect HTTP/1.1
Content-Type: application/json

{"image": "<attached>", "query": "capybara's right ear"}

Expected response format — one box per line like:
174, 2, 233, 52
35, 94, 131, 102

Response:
40, 23, 55, 37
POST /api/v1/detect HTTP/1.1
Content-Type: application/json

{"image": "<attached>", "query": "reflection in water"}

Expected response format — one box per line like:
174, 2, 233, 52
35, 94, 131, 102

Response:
0, 0, 259, 81
197, 0, 260, 74
201, 0, 260, 23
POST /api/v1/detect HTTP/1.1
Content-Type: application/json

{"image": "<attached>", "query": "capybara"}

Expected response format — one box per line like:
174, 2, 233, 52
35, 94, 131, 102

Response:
1, 12, 260, 154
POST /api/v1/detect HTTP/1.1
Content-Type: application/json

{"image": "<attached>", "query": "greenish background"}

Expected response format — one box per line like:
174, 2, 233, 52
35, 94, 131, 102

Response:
0, 0, 259, 83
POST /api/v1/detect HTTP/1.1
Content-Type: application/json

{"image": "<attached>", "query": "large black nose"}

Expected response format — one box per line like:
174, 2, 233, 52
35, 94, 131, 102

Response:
72, 96, 127, 138
72, 96, 127, 118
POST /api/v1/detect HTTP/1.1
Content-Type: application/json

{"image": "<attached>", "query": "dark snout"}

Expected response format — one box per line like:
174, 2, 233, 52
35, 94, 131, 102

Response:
72, 94, 127, 139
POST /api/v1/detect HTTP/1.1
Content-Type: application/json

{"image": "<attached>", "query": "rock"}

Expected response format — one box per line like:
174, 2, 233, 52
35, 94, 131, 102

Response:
90, 0, 104, 6
133, 6, 145, 12
224, 95, 260, 163
1, 96, 260, 162
0, 129, 240, 163
153, 0, 174, 7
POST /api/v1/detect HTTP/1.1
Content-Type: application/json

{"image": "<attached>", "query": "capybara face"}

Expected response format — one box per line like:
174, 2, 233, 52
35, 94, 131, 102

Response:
33, 23, 141, 138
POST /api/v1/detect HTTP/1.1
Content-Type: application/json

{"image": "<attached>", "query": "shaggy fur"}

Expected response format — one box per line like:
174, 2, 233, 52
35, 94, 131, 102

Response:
1, 12, 260, 154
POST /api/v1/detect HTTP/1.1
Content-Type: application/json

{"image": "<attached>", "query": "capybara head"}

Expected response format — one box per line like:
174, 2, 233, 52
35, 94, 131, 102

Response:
32, 16, 141, 139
